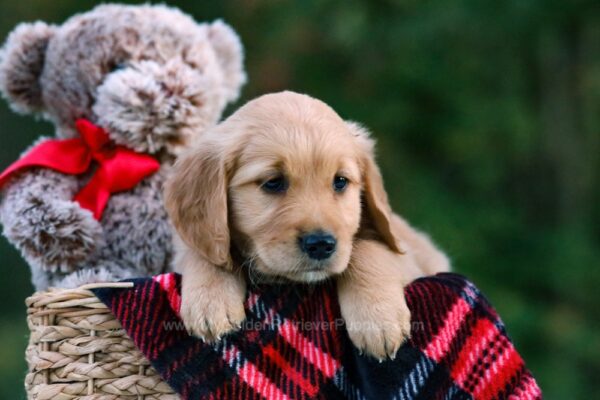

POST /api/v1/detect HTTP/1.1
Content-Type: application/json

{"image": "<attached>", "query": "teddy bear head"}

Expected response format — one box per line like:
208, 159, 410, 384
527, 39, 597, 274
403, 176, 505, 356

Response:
0, 4, 246, 158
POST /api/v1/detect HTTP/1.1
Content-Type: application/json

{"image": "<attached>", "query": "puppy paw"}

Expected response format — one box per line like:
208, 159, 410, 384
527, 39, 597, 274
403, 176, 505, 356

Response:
341, 293, 412, 360
180, 274, 246, 342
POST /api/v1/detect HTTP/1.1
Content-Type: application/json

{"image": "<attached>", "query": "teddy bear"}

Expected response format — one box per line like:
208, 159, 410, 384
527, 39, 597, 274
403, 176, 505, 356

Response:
0, 4, 246, 290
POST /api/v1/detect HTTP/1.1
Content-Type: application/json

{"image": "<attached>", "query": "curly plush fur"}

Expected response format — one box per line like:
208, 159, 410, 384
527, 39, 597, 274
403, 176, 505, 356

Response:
0, 4, 246, 289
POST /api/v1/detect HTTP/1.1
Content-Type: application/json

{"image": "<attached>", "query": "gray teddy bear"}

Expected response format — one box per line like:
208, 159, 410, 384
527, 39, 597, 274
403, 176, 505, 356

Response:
0, 4, 246, 290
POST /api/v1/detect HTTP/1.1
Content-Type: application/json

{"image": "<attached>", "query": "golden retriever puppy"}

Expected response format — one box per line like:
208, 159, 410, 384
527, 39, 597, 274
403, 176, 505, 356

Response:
165, 91, 449, 359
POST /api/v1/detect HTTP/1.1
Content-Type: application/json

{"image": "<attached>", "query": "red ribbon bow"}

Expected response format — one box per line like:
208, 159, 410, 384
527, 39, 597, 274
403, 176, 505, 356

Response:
0, 119, 160, 220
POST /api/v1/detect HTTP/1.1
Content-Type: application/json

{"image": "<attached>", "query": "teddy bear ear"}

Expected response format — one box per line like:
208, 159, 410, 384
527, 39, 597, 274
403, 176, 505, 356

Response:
208, 20, 247, 104
0, 21, 56, 114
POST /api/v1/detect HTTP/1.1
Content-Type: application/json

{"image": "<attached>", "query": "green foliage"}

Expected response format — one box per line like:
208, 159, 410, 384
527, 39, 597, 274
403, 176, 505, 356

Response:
0, 0, 598, 398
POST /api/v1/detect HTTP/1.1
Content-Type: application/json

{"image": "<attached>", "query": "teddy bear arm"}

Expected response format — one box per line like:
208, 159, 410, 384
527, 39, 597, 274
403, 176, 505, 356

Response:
100, 172, 173, 277
0, 168, 103, 275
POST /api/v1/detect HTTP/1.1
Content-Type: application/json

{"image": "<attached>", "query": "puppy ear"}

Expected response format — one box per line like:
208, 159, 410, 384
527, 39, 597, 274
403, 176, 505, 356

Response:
348, 121, 407, 254
208, 20, 247, 103
0, 22, 56, 114
164, 135, 234, 269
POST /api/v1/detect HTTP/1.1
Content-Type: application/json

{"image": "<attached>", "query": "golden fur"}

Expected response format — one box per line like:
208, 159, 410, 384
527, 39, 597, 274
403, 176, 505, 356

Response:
165, 91, 449, 359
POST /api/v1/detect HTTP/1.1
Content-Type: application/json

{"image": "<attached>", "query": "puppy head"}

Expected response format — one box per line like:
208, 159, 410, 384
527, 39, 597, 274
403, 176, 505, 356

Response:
165, 91, 404, 282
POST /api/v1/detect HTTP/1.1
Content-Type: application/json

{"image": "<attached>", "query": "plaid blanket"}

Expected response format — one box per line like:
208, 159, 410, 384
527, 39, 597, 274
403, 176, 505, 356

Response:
93, 273, 541, 399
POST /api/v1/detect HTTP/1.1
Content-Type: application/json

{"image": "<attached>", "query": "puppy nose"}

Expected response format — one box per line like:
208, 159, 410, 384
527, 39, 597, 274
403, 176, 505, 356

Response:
299, 232, 337, 260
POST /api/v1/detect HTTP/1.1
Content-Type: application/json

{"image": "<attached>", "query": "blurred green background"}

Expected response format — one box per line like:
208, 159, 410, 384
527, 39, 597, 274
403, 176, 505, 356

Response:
0, 0, 598, 398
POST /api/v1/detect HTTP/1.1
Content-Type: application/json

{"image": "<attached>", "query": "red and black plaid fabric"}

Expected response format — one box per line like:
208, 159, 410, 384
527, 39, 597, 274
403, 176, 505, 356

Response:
92, 273, 542, 399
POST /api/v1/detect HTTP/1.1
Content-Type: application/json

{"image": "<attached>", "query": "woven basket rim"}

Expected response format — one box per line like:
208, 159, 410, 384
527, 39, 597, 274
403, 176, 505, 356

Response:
26, 282, 134, 310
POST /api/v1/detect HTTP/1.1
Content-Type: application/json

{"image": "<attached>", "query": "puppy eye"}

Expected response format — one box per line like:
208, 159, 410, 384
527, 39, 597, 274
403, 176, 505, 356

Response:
110, 61, 127, 72
261, 176, 288, 194
333, 176, 348, 192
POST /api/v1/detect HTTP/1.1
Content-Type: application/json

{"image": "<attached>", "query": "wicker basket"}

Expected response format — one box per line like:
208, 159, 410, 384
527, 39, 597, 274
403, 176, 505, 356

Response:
25, 283, 178, 400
